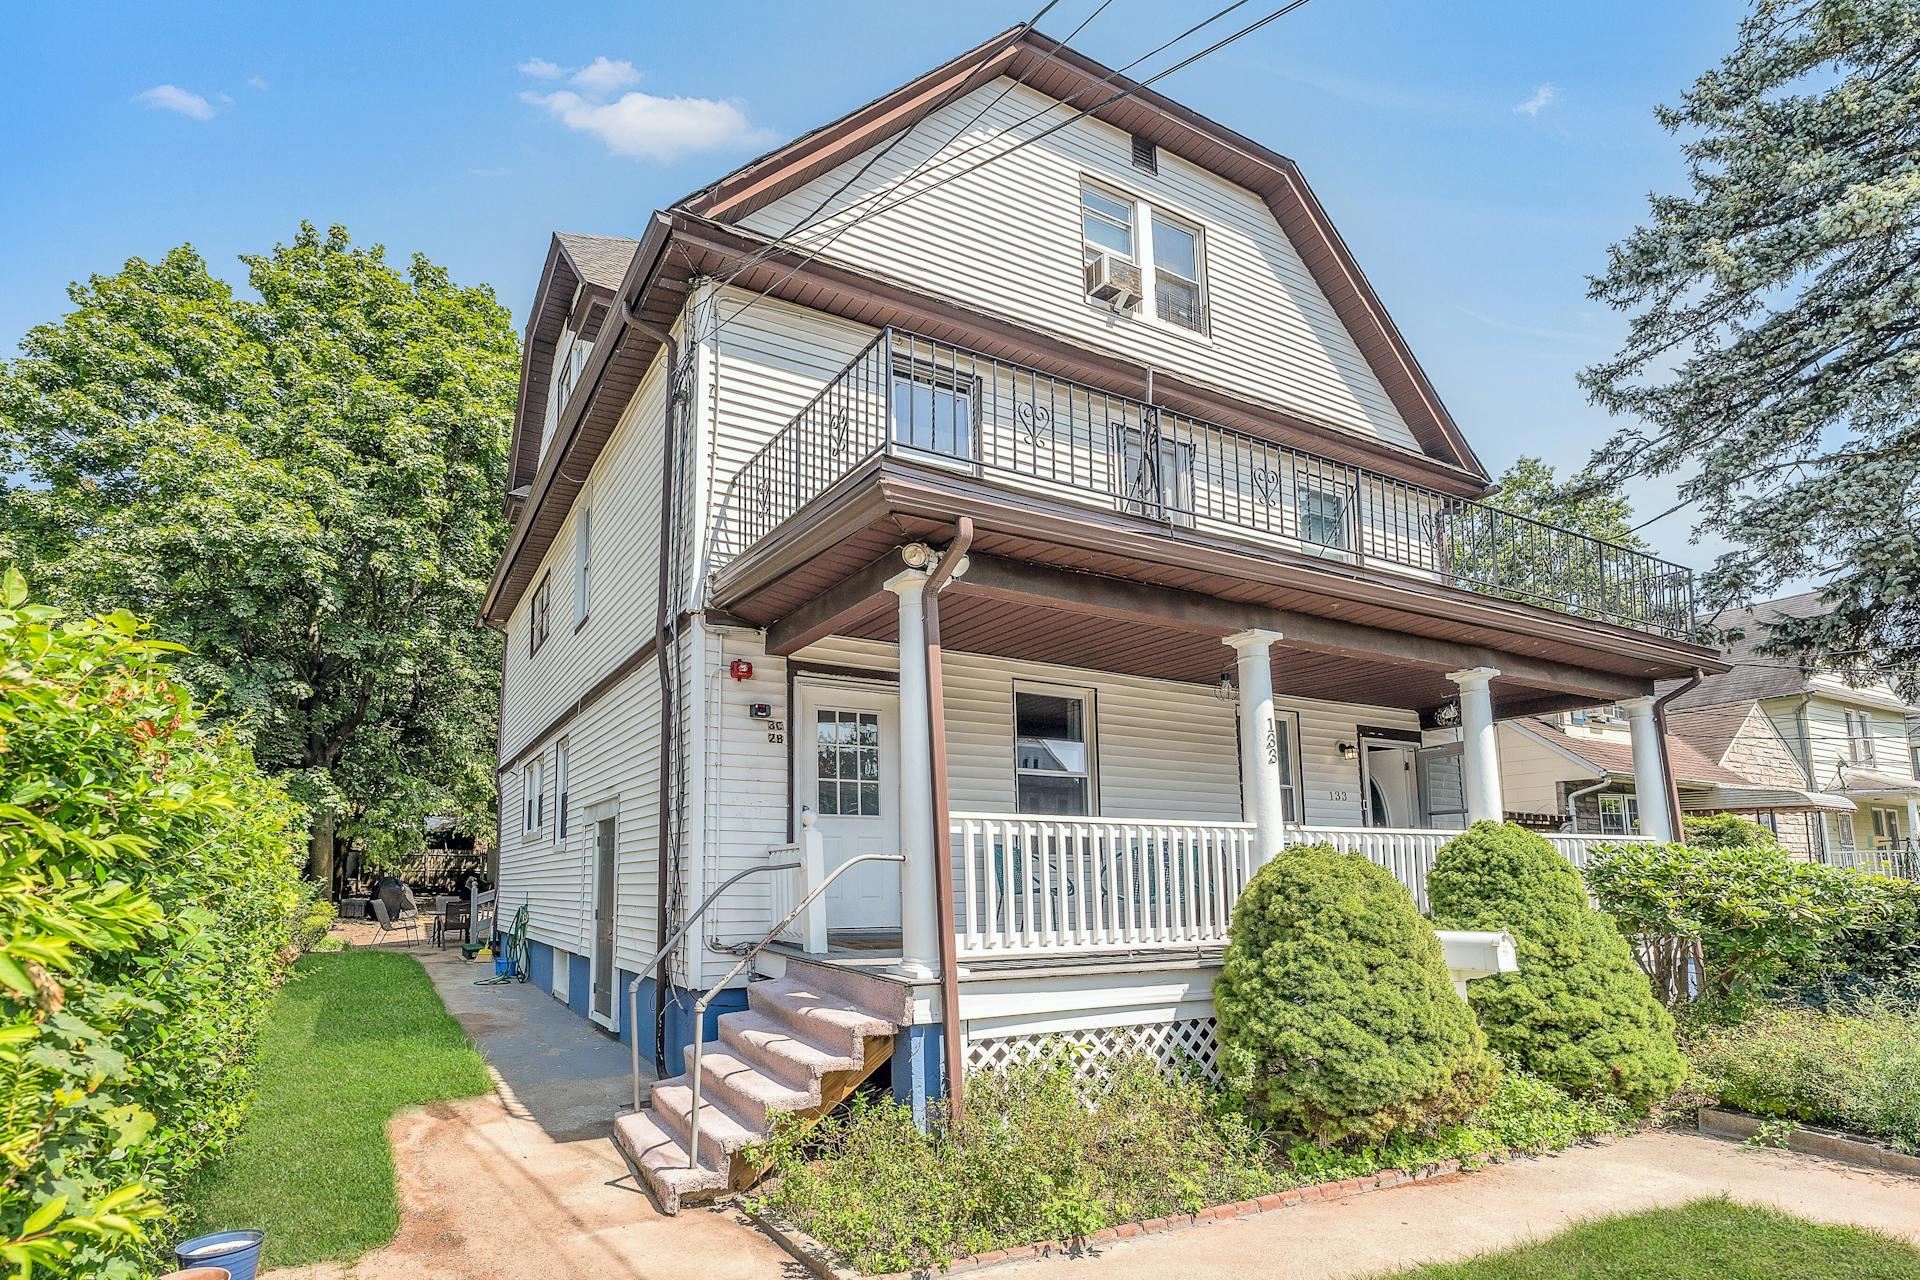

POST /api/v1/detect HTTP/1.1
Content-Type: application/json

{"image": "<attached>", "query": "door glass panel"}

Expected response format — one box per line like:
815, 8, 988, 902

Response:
815, 709, 881, 817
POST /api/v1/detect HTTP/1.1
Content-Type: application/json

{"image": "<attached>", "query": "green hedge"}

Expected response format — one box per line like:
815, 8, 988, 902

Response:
1215, 843, 1498, 1146
0, 573, 307, 1279
1429, 823, 1684, 1107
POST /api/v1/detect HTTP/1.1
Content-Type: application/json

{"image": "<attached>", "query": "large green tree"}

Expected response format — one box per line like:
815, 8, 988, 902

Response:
1579, 0, 1920, 693
0, 223, 517, 883
1489, 456, 1648, 551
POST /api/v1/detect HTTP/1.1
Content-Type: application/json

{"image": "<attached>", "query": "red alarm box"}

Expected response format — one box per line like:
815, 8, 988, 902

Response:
728, 658, 754, 681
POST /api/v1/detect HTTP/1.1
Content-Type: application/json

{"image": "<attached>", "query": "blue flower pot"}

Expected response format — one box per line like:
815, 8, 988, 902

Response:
174, 1229, 265, 1280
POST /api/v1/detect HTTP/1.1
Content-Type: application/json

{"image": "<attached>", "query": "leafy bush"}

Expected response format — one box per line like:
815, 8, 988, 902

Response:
1818, 875, 1920, 998
1585, 839, 1870, 1001
0, 573, 307, 1278
1215, 844, 1498, 1146
752, 1054, 1624, 1274
754, 1054, 1273, 1273
1428, 822, 1685, 1106
1685, 1001, 1920, 1153
1682, 812, 1781, 850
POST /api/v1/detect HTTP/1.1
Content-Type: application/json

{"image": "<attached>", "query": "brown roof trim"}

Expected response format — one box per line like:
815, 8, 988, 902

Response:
483, 213, 679, 626
681, 28, 1484, 479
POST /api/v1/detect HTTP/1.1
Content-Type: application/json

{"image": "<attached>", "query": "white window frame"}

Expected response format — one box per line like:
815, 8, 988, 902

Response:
573, 503, 592, 628
1845, 709, 1876, 764
554, 738, 571, 840
1077, 176, 1210, 338
1830, 811, 1856, 852
1012, 681, 1098, 817
1112, 421, 1195, 526
1149, 209, 1208, 334
529, 572, 551, 656
1598, 792, 1639, 836
1570, 704, 1625, 727
1272, 708, 1303, 824
1080, 180, 1137, 264
523, 755, 546, 837
1295, 475, 1355, 552
1871, 806, 1900, 849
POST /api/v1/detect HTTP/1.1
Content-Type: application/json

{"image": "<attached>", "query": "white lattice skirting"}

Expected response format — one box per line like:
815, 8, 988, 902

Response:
964, 1017, 1223, 1085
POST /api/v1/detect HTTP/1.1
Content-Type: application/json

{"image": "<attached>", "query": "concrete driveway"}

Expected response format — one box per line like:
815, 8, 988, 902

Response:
995, 1130, 1920, 1280
265, 935, 794, 1280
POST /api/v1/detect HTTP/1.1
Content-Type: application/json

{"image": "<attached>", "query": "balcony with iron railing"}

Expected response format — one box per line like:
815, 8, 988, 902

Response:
716, 328, 1697, 639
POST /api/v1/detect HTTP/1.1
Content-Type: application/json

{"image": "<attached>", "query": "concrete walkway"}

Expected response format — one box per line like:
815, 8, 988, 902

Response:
265, 935, 793, 1280
997, 1130, 1920, 1280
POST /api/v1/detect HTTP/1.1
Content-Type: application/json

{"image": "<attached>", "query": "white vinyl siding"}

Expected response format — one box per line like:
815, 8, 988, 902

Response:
738, 77, 1422, 452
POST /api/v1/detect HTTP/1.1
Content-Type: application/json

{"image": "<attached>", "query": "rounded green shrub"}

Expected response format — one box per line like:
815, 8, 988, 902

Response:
1215, 843, 1499, 1147
1429, 821, 1685, 1107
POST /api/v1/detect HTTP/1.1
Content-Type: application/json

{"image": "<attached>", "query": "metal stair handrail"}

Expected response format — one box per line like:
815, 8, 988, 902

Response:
627, 860, 801, 1113
685, 851, 907, 1172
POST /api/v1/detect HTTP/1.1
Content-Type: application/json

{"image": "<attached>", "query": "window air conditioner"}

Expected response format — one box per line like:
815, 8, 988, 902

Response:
1084, 253, 1143, 310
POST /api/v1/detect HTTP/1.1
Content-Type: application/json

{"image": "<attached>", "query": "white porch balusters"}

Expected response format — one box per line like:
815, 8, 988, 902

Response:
1620, 695, 1675, 842
887, 569, 940, 981
1446, 666, 1504, 825
1225, 629, 1288, 863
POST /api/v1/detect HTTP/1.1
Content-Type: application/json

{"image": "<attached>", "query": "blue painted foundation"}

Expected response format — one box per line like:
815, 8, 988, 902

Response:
525, 938, 554, 993
892, 1023, 946, 1128
567, 952, 591, 1015
618, 974, 750, 1077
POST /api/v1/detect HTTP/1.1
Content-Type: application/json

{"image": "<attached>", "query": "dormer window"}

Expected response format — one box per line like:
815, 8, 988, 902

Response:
540, 297, 604, 461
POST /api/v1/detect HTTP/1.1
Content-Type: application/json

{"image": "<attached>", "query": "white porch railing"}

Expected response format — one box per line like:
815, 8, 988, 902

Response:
768, 814, 828, 953
949, 817, 1652, 954
951, 814, 1260, 958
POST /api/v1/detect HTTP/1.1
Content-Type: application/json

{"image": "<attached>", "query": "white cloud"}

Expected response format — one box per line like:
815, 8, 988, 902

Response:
247, 75, 270, 91
468, 166, 511, 178
1513, 83, 1557, 117
568, 56, 642, 97
518, 57, 564, 79
521, 87, 774, 162
134, 84, 216, 121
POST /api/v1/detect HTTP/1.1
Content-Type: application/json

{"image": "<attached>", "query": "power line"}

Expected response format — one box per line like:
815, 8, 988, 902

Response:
701, 0, 1314, 342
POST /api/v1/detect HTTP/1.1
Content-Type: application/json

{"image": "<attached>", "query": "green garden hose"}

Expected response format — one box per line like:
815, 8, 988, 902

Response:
476, 905, 529, 985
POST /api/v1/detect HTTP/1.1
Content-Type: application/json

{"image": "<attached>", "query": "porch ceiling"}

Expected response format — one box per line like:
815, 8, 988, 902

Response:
711, 459, 1724, 717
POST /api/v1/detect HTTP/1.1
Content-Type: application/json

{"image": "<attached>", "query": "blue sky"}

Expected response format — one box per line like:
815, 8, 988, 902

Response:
0, 0, 1749, 567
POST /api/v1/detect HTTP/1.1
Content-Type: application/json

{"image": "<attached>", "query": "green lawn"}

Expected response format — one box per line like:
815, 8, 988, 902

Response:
180, 949, 493, 1268
1379, 1199, 1920, 1279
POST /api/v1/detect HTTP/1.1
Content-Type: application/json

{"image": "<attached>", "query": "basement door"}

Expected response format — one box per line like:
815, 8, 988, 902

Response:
795, 680, 902, 932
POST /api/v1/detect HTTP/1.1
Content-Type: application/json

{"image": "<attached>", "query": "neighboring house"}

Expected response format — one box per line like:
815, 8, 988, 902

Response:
481, 29, 1723, 1209
1665, 593, 1920, 868
1498, 702, 1852, 847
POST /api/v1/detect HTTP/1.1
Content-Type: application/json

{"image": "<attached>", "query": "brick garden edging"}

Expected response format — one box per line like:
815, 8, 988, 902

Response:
1698, 1106, 1920, 1178
749, 1160, 1469, 1279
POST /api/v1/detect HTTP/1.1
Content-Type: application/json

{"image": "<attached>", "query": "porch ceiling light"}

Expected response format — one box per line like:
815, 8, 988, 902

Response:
900, 542, 933, 569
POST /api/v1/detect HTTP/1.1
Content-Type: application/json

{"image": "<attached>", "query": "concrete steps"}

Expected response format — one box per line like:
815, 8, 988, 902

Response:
611, 959, 907, 1214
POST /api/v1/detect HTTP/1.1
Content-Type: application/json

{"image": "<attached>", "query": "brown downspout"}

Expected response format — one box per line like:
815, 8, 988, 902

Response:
924, 517, 973, 1129
1652, 668, 1705, 845
629, 302, 684, 1074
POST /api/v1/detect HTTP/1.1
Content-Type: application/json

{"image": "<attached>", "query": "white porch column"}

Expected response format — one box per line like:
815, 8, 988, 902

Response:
1225, 629, 1287, 862
1447, 667, 1504, 825
1905, 795, 1918, 851
1620, 695, 1675, 842
887, 569, 939, 981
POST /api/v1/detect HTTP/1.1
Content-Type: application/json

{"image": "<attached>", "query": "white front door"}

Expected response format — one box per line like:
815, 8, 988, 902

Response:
1363, 743, 1419, 827
796, 681, 902, 931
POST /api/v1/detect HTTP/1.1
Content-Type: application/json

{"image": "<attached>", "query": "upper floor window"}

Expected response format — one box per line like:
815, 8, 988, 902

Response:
523, 755, 546, 835
1113, 423, 1194, 525
1081, 184, 1135, 262
1297, 478, 1353, 551
891, 356, 977, 461
1845, 709, 1876, 764
1570, 704, 1625, 727
1014, 684, 1095, 816
574, 504, 593, 627
1151, 214, 1206, 332
555, 738, 571, 839
529, 572, 551, 656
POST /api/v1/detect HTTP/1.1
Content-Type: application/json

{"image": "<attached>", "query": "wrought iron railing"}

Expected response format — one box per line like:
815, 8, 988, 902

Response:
717, 328, 1696, 638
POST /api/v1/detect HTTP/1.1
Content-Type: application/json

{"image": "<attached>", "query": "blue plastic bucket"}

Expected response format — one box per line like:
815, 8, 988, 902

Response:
174, 1229, 265, 1280
494, 952, 510, 976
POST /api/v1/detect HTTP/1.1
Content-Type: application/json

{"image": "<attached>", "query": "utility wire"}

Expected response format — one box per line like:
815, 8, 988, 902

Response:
701, 0, 1311, 342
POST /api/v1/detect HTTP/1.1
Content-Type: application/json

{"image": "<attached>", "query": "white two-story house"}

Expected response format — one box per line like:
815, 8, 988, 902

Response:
1664, 593, 1920, 868
482, 28, 1723, 1210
